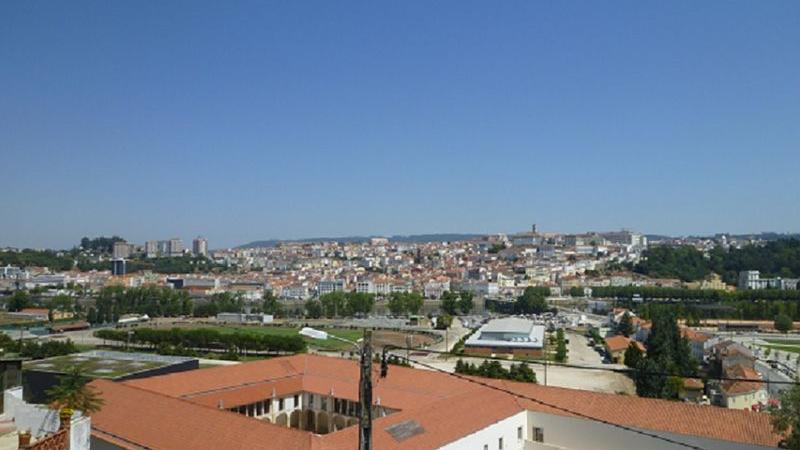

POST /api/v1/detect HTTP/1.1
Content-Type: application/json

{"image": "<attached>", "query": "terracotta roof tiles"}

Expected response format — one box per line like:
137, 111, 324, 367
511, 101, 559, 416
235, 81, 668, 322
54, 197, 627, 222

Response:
89, 354, 781, 450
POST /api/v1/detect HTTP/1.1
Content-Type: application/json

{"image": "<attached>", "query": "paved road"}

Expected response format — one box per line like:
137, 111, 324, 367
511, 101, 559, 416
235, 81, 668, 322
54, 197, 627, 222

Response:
755, 360, 794, 397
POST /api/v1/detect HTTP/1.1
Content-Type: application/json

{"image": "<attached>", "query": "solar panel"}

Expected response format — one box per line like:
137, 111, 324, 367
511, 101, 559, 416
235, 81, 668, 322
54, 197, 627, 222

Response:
384, 420, 425, 442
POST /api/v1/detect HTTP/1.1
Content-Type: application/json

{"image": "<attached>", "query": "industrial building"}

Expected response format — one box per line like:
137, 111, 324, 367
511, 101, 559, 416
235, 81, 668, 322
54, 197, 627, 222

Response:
464, 318, 545, 358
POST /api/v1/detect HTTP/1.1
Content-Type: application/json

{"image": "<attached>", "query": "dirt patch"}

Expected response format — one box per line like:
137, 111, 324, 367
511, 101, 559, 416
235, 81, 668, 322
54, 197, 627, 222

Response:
372, 330, 436, 349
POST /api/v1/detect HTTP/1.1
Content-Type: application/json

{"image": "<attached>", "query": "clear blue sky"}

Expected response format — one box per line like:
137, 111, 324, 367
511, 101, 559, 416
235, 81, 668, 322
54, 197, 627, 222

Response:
2, 1, 798, 249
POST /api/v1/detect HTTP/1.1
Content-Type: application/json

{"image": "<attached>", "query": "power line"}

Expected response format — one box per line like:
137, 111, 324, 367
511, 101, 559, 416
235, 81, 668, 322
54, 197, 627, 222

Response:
392, 352, 710, 450
400, 347, 800, 386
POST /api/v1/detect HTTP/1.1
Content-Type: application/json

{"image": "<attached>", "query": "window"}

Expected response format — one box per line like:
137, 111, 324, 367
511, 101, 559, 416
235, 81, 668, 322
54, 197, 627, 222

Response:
279, 399, 284, 411
498, 437, 503, 449
294, 395, 300, 407
517, 426, 523, 440
533, 427, 544, 443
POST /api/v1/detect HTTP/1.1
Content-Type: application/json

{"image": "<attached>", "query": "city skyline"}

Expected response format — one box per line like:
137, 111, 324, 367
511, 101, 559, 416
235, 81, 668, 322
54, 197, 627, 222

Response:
2, 1, 799, 249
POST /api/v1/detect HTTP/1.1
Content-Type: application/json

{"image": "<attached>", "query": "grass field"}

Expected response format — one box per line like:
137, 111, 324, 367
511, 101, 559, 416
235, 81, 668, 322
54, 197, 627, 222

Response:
211, 326, 365, 351
761, 343, 800, 355
764, 338, 800, 345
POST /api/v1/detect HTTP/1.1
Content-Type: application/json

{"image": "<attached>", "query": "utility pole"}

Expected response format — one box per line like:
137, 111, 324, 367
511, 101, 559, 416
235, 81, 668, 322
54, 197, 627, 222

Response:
359, 330, 373, 450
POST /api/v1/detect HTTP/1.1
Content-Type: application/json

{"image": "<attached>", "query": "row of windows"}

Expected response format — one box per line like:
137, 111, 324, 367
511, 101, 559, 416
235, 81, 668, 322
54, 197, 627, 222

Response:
230, 395, 302, 417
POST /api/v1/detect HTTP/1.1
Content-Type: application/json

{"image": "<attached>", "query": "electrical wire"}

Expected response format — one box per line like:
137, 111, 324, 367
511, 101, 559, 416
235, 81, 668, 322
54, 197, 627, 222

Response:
391, 352, 711, 450
400, 347, 799, 385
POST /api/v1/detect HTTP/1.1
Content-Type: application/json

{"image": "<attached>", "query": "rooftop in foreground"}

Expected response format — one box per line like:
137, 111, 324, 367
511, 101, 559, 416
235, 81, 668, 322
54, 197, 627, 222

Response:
89, 353, 781, 450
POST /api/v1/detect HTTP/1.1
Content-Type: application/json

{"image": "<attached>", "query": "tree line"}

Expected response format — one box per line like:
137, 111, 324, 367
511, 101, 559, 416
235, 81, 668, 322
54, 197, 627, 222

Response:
440, 291, 474, 315
88, 286, 193, 324
632, 299, 800, 323
455, 359, 537, 383
587, 285, 800, 302
0, 333, 78, 359
387, 292, 424, 316
94, 327, 306, 355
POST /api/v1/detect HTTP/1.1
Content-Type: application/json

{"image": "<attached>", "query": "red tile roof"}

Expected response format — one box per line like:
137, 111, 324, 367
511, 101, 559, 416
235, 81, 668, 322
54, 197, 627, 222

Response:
89, 354, 780, 450
604, 335, 630, 353
722, 364, 764, 396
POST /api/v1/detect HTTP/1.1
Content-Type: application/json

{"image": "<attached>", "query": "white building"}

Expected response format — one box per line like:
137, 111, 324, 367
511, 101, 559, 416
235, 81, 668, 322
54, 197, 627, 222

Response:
193, 237, 209, 257
145, 240, 159, 258
216, 313, 273, 324
465, 318, 546, 358
168, 238, 184, 257
318, 279, 346, 296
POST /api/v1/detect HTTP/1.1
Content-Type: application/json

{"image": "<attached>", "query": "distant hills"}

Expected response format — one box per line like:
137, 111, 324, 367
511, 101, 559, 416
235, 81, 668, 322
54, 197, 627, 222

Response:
237, 233, 485, 248
239, 231, 800, 248
645, 232, 800, 242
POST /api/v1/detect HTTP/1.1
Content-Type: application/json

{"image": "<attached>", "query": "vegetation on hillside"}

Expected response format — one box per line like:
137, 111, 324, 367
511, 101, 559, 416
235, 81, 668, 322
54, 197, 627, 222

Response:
634, 239, 800, 283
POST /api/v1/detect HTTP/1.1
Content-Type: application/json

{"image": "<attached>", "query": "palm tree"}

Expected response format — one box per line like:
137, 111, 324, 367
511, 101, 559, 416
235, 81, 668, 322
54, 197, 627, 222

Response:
46, 365, 104, 416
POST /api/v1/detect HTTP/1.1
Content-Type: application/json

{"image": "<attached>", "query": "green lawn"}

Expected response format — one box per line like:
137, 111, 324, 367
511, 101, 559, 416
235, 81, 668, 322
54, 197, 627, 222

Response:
764, 338, 800, 345
211, 326, 364, 352
761, 343, 800, 355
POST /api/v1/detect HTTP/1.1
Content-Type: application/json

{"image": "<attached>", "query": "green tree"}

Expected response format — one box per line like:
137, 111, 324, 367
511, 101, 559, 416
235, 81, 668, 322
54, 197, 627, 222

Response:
569, 286, 585, 297
6, 290, 30, 312
406, 293, 423, 315
624, 342, 643, 369
436, 314, 453, 329
457, 291, 474, 314
319, 292, 347, 318
514, 287, 549, 315
46, 365, 104, 415
772, 378, 800, 450
47, 294, 75, 314
554, 328, 568, 363
345, 293, 375, 316
633, 309, 697, 399
387, 293, 407, 316
775, 313, 794, 333
388, 292, 423, 316
261, 291, 284, 318
440, 291, 459, 315
509, 362, 537, 383
305, 300, 323, 319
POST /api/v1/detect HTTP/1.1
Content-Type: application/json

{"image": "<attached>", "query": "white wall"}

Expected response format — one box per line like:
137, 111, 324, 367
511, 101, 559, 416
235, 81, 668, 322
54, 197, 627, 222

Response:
525, 411, 775, 450
438, 411, 528, 450
3, 387, 91, 450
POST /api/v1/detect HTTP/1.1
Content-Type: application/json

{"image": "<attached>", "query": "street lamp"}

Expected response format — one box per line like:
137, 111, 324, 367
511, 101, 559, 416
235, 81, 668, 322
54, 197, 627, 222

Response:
299, 327, 373, 450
